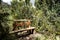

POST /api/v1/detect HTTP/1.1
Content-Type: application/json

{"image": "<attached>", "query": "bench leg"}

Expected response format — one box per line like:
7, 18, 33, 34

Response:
27, 30, 31, 34
31, 29, 34, 34
27, 29, 35, 34
15, 33, 19, 37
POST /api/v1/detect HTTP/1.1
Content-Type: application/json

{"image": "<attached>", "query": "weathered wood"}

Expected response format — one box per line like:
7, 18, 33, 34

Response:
3, 19, 32, 21
14, 19, 32, 22
9, 27, 35, 34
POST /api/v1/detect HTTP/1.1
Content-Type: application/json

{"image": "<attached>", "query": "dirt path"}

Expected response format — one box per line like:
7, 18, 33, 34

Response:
18, 33, 60, 40
18, 33, 45, 40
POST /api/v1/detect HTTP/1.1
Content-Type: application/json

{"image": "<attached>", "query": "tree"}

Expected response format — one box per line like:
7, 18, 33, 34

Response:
35, 0, 60, 34
0, 0, 2, 4
0, 1, 16, 40
11, 0, 34, 19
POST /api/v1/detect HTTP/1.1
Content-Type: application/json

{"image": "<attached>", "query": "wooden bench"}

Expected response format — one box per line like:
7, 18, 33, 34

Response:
9, 27, 35, 37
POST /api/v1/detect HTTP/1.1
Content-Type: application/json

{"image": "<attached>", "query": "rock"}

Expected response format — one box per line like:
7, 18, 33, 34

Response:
56, 36, 60, 40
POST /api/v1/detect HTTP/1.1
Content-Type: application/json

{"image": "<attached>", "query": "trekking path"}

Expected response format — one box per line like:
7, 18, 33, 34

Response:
18, 33, 60, 40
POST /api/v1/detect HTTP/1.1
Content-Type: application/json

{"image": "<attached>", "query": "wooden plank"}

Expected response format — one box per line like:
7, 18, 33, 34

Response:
9, 27, 35, 34
3, 19, 32, 21
14, 19, 32, 22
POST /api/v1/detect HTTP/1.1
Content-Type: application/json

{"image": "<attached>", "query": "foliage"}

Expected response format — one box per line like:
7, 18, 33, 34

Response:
0, 0, 60, 40
0, 0, 16, 40
34, 0, 60, 34
11, 0, 33, 19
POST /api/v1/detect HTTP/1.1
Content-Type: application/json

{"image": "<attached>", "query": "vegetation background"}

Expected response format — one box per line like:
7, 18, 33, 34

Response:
0, 0, 60, 40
